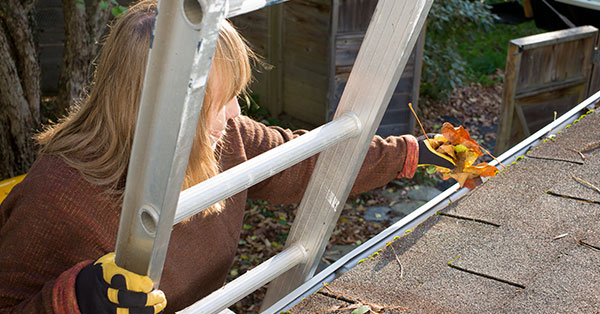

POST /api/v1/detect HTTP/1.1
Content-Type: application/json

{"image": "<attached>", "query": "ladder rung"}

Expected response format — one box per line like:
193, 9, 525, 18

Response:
177, 243, 308, 314
226, 0, 291, 18
173, 112, 361, 224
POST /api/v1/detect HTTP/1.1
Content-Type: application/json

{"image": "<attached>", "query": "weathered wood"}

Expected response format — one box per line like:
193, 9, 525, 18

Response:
232, 0, 423, 136
266, 4, 283, 116
510, 26, 597, 50
515, 75, 587, 99
336, 0, 377, 33
586, 34, 600, 96
330, 25, 424, 136
496, 43, 522, 155
522, 0, 533, 18
519, 86, 581, 131
496, 26, 598, 154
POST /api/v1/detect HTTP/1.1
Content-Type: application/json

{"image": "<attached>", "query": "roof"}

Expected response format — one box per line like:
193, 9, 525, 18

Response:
290, 109, 600, 313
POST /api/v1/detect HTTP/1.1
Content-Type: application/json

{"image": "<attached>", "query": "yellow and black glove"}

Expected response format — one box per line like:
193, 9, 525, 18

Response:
417, 135, 455, 169
76, 253, 167, 314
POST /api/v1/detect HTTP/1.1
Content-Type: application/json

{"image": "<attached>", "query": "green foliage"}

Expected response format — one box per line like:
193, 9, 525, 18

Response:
240, 94, 289, 128
422, 0, 497, 100
422, 1, 543, 100
76, 0, 85, 10
456, 20, 542, 84
111, 5, 127, 17
77, 0, 128, 18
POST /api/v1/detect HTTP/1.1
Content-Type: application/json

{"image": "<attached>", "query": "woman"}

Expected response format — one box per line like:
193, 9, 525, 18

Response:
0, 1, 451, 313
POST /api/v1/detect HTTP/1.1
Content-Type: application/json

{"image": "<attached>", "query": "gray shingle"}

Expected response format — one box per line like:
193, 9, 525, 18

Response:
291, 111, 600, 313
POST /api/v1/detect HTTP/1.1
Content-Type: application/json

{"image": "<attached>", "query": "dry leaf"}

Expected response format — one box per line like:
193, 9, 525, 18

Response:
428, 122, 498, 189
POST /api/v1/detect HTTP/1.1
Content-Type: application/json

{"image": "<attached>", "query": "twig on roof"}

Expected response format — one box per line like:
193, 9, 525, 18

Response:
390, 244, 404, 279
565, 148, 586, 161
437, 212, 500, 227
546, 190, 600, 204
580, 141, 600, 153
553, 233, 568, 240
447, 263, 526, 289
578, 240, 600, 251
317, 283, 409, 313
572, 175, 600, 195
315, 302, 361, 313
480, 145, 506, 170
320, 284, 357, 304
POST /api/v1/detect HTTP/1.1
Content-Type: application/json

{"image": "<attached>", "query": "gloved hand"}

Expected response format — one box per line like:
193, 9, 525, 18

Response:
76, 253, 167, 314
417, 134, 455, 169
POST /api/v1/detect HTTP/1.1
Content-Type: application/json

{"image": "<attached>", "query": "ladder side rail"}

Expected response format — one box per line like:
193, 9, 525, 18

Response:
178, 243, 308, 314
261, 0, 434, 308
114, 0, 226, 284
174, 112, 361, 224
226, 0, 291, 18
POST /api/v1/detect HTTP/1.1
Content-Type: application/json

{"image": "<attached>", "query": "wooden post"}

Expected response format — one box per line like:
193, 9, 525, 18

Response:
587, 33, 600, 97
266, 4, 283, 116
495, 42, 522, 155
522, 0, 533, 19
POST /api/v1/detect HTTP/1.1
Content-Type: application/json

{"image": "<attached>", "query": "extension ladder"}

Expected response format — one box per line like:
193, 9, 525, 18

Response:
113, 0, 434, 313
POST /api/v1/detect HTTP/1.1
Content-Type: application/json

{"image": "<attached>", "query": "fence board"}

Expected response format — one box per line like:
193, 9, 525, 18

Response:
496, 26, 599, 154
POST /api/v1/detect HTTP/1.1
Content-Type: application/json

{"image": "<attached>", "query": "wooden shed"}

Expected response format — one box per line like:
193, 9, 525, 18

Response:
36, 0, 424, 137
231, 0, 424, 136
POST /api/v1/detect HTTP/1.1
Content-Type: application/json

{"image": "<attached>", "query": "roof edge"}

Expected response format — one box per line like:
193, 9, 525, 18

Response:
264, 90, 600, 314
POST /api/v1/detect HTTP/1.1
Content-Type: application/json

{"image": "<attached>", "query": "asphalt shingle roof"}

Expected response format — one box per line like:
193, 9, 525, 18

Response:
291, 110, 600, 313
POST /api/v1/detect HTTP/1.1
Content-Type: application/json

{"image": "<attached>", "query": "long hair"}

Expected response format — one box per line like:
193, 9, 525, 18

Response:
36, 0, 253, 214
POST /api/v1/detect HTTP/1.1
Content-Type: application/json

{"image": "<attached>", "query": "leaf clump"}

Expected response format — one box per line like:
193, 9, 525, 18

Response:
428, 122, 498, 189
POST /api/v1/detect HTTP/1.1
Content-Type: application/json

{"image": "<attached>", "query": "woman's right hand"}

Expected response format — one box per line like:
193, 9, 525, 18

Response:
75, 252, 167, 314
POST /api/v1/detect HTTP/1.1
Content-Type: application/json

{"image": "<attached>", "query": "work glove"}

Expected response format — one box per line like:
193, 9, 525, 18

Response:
76, 252, 167, 314
417, 134, 455, 169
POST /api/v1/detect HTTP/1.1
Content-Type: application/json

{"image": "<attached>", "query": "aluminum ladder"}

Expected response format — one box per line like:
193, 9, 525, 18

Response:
113, 0, 434, 313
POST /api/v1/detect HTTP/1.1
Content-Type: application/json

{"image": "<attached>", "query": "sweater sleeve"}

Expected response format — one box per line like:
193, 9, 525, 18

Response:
228, 116, 418, 204
0, 157, 117, 313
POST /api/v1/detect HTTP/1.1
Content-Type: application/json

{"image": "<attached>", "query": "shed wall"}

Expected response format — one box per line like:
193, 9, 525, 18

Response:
235, 0, 423, 136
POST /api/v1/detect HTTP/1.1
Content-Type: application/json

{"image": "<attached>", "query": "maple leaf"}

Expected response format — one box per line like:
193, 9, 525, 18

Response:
428, 122, 498, 189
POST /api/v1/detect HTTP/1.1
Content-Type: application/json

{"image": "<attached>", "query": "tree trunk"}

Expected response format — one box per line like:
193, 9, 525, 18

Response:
56, 0, 114, 113
0, 0, 41, 179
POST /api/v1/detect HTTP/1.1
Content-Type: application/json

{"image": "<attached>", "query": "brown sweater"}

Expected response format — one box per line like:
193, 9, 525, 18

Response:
0, 116, 417, 313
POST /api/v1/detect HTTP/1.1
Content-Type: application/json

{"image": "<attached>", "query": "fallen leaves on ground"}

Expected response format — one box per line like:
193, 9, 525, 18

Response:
230, 197, 388, 313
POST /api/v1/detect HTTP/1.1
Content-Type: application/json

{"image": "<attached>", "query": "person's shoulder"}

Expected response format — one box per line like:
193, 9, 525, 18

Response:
23, 155, 89, 196
3, 155, 111, 218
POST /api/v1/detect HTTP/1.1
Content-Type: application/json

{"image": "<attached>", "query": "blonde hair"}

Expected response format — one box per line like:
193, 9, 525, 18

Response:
36, 0, 253, 214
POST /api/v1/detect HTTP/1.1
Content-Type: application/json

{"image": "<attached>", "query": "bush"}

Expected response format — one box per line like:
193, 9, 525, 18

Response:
421, 0, 497, 100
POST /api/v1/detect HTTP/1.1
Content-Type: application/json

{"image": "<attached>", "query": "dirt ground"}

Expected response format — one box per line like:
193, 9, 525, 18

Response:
228, 72, 504, 313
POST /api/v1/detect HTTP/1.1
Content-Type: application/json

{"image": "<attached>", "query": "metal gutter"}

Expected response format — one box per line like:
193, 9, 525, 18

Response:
263, 90, 600, 314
